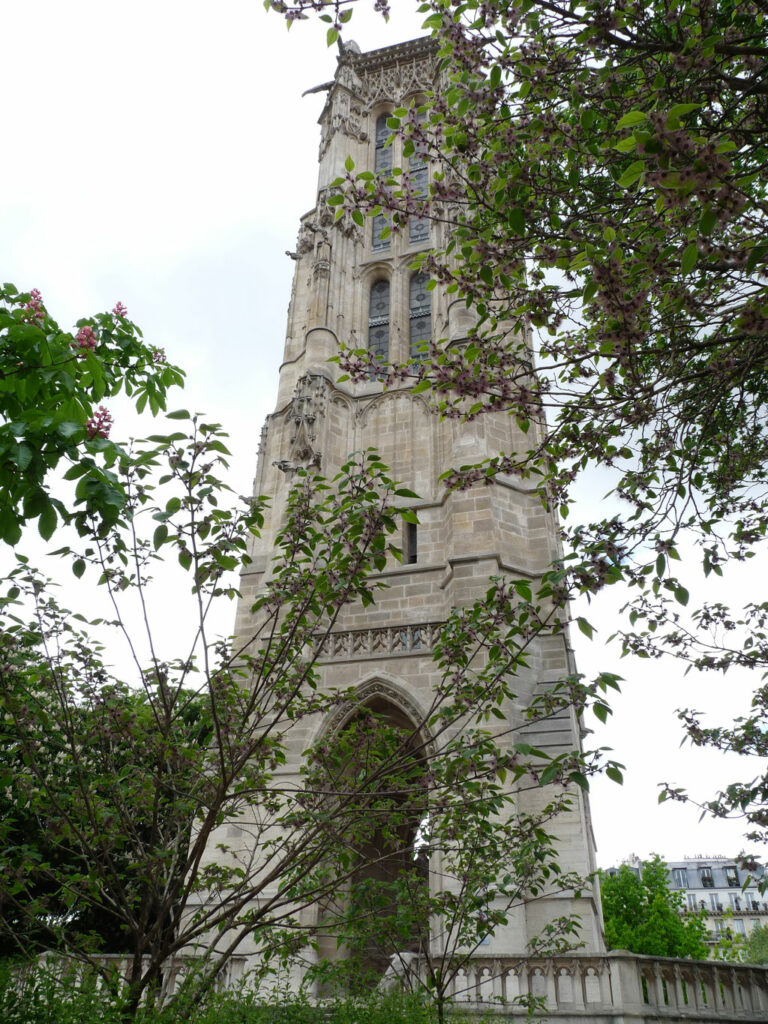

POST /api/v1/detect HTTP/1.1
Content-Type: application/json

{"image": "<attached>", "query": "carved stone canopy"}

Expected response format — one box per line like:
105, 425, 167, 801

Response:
274, 373, 329, 474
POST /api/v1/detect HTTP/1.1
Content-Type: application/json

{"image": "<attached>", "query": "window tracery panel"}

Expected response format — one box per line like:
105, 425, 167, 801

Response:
408, 109, 429, 245
373, 113, 392, 251
409, 272, 431, 358
368, 279, 390, 362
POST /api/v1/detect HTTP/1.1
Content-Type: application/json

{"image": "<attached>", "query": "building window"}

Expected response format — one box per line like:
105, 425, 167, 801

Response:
372, 214, 390, 251
700, 867, 714, 888
734, 919, 746, 935
672, 868, 688, 889
408, 110, 429, 245
409, 272, 431, 358
405, 522, 417, 564
368, 279, 390, 362
729, 892, 742, 911
372, 114, 392, 251
726, 866, 739, 887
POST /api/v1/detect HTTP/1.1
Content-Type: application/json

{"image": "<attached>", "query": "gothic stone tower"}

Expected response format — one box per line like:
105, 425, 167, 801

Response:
229, 36, 604, 976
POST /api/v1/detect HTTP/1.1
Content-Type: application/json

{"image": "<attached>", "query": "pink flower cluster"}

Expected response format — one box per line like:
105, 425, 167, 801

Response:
151, 347, 166, 364
24, 288, 45, 322
85, 405, 113, 440
72, 325, 98, 355
112, 301, 128, 317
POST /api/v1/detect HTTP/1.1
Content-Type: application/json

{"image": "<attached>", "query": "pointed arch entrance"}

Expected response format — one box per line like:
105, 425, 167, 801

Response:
309, 683, 431, 989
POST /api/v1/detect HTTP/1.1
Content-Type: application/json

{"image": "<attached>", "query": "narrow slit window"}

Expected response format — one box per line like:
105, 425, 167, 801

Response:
406, 522, 417, 564
368, 279, 390, 363
373, 114, 392, 251
409, 272, 431, 358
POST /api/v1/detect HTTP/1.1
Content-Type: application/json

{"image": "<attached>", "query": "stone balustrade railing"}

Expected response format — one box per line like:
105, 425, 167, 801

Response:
29, 950, 768, 1021
406, 951, 768, 1020
34, 951, 248, 1002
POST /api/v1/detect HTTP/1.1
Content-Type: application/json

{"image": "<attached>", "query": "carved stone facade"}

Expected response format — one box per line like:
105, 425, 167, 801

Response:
212, 37, 605, 983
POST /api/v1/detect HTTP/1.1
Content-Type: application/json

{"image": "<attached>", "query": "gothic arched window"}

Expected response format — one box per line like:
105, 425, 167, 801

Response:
368, 279, 390, 362
409, 272, 431, 358
372, 114, 393, 251
408, 108, 429, 245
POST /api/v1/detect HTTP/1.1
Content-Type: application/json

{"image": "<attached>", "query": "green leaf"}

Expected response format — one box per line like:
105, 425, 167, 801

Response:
38, 502, 57, 540
326, 27, 338, 46
616, 160, 644, 188
507, 207, 525, 234
166, 409, 190, 420
668, 102, 700, 122
593, 703, 610, 724
674, 585, 689, 606
616, 110, 647, 129
72, 558, 86, 578
344, 155, 355, 172
681, 242, 698, 276
606, 764, 624, 784
576, 616, 594, 639
656, 553, 666, 576
479, 265, 494, 288
699, 208, 717, 235
580, 108, 596, 130
15, 443, 34, 471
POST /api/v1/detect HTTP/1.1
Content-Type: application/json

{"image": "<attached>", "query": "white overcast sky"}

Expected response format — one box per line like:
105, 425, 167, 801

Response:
2, 0, 762, 874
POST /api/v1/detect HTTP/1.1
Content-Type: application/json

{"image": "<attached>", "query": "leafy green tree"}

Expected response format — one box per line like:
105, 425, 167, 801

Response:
0, 284, 183, 543
600, 856, 709, 959
745, 922, 768, 964
0, 671, 212, 958
0, 413, 612, 1019
269, 0, 768, 857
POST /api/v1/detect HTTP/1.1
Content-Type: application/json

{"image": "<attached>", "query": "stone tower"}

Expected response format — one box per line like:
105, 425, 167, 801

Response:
228, 36, 604, 979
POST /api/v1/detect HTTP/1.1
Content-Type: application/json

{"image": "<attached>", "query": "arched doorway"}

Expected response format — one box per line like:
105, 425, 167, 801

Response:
309, 693, 430, 990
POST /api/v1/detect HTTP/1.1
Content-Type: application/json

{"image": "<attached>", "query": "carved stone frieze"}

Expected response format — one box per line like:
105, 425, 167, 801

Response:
313, 621, 442, 662
357, 56, 435, 106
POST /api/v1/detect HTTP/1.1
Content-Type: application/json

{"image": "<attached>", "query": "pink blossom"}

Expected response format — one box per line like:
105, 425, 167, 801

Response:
151, 347, 166, 364
72, 325, 98, 355
112, 301, 128, 317
23, 288, 45, 322
85, 405, 113, 440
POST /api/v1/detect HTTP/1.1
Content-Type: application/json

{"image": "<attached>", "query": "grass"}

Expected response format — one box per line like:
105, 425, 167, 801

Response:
0, 962, 444, 1024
